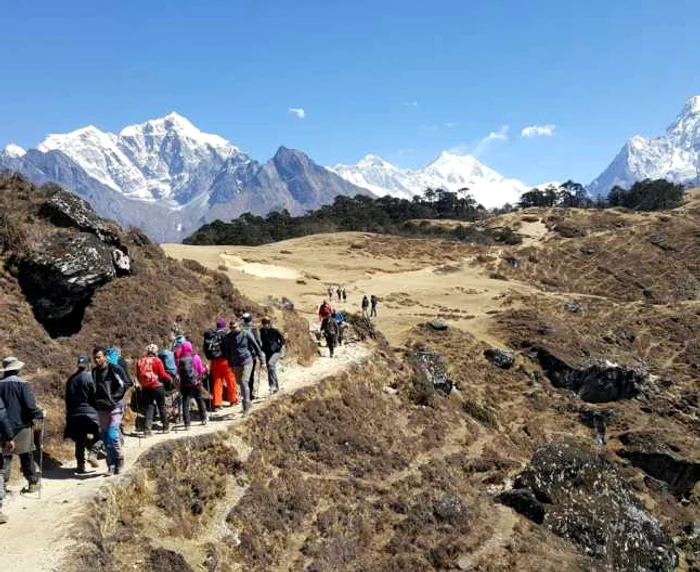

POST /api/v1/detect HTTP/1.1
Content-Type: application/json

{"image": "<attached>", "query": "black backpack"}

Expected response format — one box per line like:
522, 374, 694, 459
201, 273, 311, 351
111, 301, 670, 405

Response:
179, 355, 197, 387
203, 329, 224, 360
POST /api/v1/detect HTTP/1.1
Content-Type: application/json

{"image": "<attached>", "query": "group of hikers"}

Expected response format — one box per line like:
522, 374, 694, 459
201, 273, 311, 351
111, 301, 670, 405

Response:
327, 284, 347, 302
0, 312, 286, 524
361, 294, 379, 318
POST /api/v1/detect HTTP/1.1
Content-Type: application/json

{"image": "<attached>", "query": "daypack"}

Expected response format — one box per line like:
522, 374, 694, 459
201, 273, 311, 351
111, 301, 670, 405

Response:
178, 355, 197, 387
322, 317, 339, 336
136, 356, 160, 388
203, 330, 224, 360
158, 348, 177, 374
105, 347, 120, 366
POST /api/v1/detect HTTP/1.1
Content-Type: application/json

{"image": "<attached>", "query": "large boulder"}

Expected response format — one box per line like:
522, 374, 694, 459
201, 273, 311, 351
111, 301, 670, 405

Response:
17, 232, 116, 332
484, 347, 515, 369
536, 347, 646, 403
498, 442, 677, 571
618, 432, 700, 498
40, 188, 123, 247
411, 351, 454, 395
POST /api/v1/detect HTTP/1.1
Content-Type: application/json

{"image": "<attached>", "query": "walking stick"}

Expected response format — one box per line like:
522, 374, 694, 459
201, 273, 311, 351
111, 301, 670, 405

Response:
38, 417, 45, 500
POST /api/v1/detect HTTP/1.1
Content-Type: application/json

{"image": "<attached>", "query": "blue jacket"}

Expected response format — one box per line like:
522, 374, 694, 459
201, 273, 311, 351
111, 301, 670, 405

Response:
225, 330, 265, 367
0, 396, 13, 441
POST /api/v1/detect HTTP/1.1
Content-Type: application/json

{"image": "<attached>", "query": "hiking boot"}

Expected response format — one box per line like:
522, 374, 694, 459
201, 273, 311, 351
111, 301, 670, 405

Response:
201, 416, 208, 426
183, 424, 190, 431
76, 462, 87, 474
24, 481, 40, 494
0, 511, 8, 524
162, 426, 171, 434
107, 465, 117, 476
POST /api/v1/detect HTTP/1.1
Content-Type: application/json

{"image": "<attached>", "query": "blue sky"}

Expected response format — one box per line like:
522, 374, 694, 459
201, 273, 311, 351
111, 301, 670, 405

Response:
1, 0, 700, 185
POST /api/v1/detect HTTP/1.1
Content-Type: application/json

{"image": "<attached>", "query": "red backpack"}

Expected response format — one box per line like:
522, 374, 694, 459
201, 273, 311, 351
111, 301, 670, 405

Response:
137, 356, 160, 388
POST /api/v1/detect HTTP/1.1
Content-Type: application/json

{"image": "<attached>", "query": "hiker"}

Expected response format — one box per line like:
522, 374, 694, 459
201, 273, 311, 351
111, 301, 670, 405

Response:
321, 313, 339, 357
242, 313, 263, 399
327, 285, 334, 299
0, 396, 13, 524
64, 355, 102, 474
136, 344, 173, 437
336, 286, 342, 302
370, 294, 378, 318
318, 299, 333, 320
333, 310, 347, 346
225, 320, 266, 415
173, 333, 187, 366
177, 341, 208, 429
342, 287, 347, 302
93, 347, 132, 475
361, 295, 370, 318
204, 318, 237, 410
260, 317, 285, 394
0, 356, 44, 496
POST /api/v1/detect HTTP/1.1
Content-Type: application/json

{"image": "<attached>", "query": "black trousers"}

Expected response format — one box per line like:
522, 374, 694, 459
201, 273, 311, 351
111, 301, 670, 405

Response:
143, 385, 168, 432
325, 334, 336, 357
67, 415, 102, 464
181, 385, 207, 426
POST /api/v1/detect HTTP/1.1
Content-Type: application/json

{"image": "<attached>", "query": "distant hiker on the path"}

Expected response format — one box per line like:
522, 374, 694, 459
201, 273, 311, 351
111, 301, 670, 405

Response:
242, 313, 263, 400
336, 286, 342, 302
318, 299, 333, 320
370, 295, 378, 318
204, 318, 237, 411
0, 395, 13, 524
321, 314, 340, 358
0, 356, 44, 497
136, 344, 173, 437
225, 319, 266, 415
342, 287, 347, 302
64, 355, 102, 474
177, 341, 208, 429
327, 285, 334, 299
93, 347, 132, 475
260, 317, 285, 394
361, 295, 370, 318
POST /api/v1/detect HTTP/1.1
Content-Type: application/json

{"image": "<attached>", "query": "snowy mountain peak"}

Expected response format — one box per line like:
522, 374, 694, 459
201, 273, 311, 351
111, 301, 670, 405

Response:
589, 95, 700, 195
2, 144, 26, 158
357, 154, 395, 169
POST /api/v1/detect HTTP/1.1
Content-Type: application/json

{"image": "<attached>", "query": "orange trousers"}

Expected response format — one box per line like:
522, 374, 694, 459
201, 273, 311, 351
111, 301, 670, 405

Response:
210, 358, 237, 407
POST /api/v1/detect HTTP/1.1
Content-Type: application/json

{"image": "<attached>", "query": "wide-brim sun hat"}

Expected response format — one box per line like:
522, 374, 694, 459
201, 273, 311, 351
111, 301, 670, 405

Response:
2, 356, 25, 373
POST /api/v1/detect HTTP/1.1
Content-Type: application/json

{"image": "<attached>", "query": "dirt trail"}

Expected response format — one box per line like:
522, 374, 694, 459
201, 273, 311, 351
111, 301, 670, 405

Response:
0, 343, 371, 572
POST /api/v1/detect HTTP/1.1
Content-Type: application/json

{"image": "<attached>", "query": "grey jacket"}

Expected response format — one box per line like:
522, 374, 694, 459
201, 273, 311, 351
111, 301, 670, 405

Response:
225, 330, 265, 367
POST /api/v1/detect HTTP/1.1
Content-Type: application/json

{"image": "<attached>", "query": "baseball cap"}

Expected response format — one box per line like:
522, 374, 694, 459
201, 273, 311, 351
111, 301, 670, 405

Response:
77, 355, 89, 368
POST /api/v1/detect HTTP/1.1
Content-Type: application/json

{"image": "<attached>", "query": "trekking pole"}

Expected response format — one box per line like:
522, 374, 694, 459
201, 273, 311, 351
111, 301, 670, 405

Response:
38, 416, 45, 500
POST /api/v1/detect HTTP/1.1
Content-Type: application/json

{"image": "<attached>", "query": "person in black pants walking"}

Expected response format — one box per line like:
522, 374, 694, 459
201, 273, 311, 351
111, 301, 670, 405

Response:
64, 355, 102, 473
177, 341, 208, 429
321, 315, 339, 357
260, 318, 285, 393
135, 345, 172, 436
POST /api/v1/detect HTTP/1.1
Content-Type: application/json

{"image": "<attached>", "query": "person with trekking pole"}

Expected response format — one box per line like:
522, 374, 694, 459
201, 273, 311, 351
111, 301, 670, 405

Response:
64, 355, 102, 474
92, 347, 132, 475
0, 356, 44, 504
241, 313, 263, 400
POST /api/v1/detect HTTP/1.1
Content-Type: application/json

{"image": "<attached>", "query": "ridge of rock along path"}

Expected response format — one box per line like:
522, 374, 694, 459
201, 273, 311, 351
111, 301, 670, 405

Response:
0, 342, 371, 572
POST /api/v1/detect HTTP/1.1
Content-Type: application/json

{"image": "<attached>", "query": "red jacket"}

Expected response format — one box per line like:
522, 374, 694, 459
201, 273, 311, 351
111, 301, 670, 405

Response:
318, 303, 332, 319
136, 356, 172, 389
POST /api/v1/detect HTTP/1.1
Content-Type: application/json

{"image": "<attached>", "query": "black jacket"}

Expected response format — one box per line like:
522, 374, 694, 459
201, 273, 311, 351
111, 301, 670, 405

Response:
0, 374, 43, 436
65, 369, 99, 419
0, 396, 13, 441
260, 327, 285, 357
92, 363, 131, 411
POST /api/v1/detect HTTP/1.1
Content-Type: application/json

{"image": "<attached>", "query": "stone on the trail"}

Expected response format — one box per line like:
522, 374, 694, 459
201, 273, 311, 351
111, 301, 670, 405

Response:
502, 442, 677, 571
618, 432, 700, 498
383, 386, 399, 396
494, 488, 546, 524
40, 188, 122, 246
411, 351, 453, 395
17, 232, 116, 326
483, 347, 515, 369
535, 347, 645, 403
426, 319, 448, 331
564, 300, 583, 313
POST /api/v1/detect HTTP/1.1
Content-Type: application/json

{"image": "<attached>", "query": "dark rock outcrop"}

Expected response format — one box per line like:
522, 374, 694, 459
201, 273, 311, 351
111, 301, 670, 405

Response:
484, 347, 515, 369
40, 188, 122, 246
535, 347, 646, 403
426, 319, 448, 331
499, 442, 677, 571
411, 351, 453, 395
618, 432, 700, 498
16, 232, 116, 336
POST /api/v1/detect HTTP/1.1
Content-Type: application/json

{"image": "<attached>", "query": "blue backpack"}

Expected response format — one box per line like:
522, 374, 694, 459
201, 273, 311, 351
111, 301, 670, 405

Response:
105, 347, 120, 366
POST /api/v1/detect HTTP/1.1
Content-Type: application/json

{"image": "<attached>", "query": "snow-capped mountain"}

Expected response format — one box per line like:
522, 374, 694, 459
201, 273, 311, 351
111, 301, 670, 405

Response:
37, 112, 241, 205
1, 113, 369, 241
330, 151, 528, 208
589, 96, 700, 195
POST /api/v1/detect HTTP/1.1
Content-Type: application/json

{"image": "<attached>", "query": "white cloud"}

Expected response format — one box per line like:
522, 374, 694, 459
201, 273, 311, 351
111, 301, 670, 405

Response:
403, 101, 418, 107
521, 124, 556, 137
288, 107, 306, 119
472, 124, 509, 156
444, 122, 457, 128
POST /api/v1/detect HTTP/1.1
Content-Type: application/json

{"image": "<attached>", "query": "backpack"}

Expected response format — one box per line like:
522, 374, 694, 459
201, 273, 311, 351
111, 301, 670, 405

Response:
323, 317, 338, 336
157, 348, 177, 375
203, 330, 224, 360
105, 347, 120, 366
136, 356, 160, 387
178, 355, 197, 387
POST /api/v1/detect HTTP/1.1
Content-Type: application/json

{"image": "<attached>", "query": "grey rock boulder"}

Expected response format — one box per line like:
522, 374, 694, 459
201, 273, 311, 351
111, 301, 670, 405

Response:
484, 347, 515, 369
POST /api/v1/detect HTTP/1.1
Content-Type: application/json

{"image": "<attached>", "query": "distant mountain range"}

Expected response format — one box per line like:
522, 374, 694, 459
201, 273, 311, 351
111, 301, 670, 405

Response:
589, 96, 700, 195
3, 97, 700, 241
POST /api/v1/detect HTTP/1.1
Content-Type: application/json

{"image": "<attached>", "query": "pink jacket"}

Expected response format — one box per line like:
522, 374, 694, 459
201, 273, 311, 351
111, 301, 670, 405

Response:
180, 341, 207, 377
